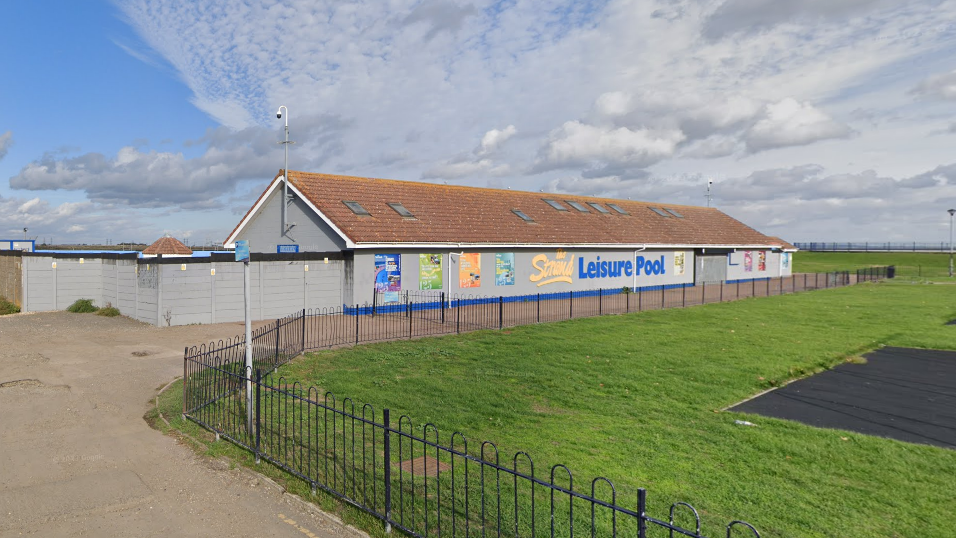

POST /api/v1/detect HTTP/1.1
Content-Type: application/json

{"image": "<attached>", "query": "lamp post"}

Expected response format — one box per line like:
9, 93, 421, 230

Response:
276, 106, 295, 238
948, 209, 955, 277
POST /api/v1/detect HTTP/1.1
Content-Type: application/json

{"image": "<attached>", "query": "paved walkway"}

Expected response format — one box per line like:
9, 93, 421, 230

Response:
731, 347, 956, 449
0, 312, 367, 538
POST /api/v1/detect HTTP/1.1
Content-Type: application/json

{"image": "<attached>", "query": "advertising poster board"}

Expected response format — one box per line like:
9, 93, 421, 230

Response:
782, 252, 790, 269
758, 251, 766, 271
374, 254, 402, 303
419, 254, 443, 290
495, 253, 515, 286
459, 253, 481, 288
673, 252, 685, 276
744, 251, 753, 272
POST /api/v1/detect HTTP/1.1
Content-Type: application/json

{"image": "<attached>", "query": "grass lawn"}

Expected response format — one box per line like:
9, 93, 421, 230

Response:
794, 250, 954, 278
267, 279, 956, 538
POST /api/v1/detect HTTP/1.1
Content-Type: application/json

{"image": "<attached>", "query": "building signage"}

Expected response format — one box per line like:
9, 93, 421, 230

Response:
459, 253, 481, 288
419, 254, 443, 290
530, 249, 671, 286
374, 253, 401, 294
495, 253, 515, 286
277, 244, 299, 253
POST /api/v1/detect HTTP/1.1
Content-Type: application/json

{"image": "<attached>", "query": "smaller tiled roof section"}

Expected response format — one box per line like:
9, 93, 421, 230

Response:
276, 171, 782, 247
768, 237, 798, 251
143, 235, 193, 255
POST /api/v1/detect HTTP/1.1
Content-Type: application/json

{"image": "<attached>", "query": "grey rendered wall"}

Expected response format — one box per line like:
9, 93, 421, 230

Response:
695, 255, 728, 284
352, 248, 697, 304
238, 189, 346, 253
159, 263, 214, 326
116, 259, 138, 314
23, 257, 55, 311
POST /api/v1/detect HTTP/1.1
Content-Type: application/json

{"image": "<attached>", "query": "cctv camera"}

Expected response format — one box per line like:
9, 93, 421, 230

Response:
277, 112, 282, 119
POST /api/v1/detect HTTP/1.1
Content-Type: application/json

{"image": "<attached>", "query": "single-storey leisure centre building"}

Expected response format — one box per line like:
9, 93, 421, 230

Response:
225, 171, 795, 307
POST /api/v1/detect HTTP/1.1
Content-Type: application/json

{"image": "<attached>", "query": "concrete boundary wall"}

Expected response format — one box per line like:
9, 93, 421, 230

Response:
17, 252, 348, 326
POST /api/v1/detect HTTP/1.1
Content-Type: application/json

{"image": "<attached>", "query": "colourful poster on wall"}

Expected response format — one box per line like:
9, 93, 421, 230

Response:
757, 251, 766, 272
674, 252, 685, 276
374, 253, 401, 292
495, 253, 515, 286
744, 251, 753, 272
782, 252, 790, 269
459, 253, 481, 288
419, 254, 443, 290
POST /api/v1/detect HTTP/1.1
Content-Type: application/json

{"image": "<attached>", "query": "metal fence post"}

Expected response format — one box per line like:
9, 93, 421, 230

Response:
701, 281, 705, 305
301, 308, 306, 353
499, 296, 503, 330
383, 408, 392, 534
255, 368, 261, 464
182, 348, 188, 417
637, 488, 647, 538
275, 318, 281, 361
537, 293, 541, 323
569, 290, 573, 319
409, 301, 413, 339
661, 286, 665, 309
599, 288, 603, 316
441, 292, 445, 324
681, 285, 685, 307
626, 289, 630, 312
355, 304, 360, 345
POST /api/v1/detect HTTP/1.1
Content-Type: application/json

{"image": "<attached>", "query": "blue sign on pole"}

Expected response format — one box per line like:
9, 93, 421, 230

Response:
277, 244, 299, 254
235, 240, 250, 262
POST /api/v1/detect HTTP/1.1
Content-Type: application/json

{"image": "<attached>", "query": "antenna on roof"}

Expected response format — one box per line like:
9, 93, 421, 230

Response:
705, 179, 714, 207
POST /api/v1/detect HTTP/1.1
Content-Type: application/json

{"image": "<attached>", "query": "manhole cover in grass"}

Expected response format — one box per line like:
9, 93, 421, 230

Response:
394, 456, 450, 477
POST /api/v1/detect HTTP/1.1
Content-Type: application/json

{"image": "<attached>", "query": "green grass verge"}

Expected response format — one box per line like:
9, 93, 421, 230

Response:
794, 251, 954, 278
158, 277, 956, 538
0, 296, 19, 315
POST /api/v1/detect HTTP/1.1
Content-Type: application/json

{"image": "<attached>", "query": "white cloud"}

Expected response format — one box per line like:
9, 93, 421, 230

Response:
534, 121, 686, 173
911, 69, 956, 101
745, 98, 852, 152
0, 131, 12, 161
477, 125, 517, 157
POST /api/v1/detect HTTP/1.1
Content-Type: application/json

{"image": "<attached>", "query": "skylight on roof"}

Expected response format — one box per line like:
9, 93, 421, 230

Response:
343, 201, 370, 216
587, 202, 611, 214
512, 209, 535, 223
649, 207, 671, 218
607, 203, 629, 215
566, 201, 590, 212
664, 208, 684, 218
388, 202, 415, 218
543, 199, 568, 211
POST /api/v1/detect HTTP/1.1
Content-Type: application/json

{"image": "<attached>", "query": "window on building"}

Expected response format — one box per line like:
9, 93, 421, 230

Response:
649, 207, 671, 218
587, 202, 611, 214
607, 203, 629, 215
664, 208, 684, 218
387, 202, 415, 218
543, 199, 568, 211
512, 209, 535, 222
343, 201, 371, 216
565, 201, 590, 212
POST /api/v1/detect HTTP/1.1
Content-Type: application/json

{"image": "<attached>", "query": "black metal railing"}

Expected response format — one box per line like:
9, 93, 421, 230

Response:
795, 241, 951, 252
181, 268, 893, 537
184, 357, 762, 538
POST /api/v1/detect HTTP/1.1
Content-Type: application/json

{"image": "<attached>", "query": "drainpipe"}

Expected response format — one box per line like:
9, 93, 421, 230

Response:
632, 245, 647, 291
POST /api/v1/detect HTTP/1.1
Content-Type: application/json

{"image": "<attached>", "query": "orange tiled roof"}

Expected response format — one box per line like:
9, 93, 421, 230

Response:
229, 171, 783, 248
143, 235, 193, 255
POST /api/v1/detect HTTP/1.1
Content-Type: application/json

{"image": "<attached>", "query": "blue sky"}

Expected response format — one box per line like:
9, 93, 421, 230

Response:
2, 0, 956, 246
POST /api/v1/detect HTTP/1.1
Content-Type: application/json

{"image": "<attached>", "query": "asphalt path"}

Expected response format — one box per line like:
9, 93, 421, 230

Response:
731, 347, 956, 449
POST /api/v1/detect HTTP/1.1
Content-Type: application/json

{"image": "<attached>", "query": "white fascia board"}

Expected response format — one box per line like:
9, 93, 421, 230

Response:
350, 242, 783, 250
224, 179, 355, 249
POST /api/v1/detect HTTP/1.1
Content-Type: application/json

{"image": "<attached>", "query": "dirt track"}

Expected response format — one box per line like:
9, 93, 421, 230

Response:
0, 311, 365, 538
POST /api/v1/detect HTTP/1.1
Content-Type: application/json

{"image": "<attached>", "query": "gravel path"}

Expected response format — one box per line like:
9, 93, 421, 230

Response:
0, 311, 366, 538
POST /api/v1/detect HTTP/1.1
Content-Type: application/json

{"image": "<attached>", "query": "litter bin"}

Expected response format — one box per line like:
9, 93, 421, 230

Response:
887, 266, 896, 279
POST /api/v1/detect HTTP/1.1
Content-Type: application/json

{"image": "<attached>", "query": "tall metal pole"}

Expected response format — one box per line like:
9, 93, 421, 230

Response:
277, 106, 294, 238
244, 258, 253, 431
948, 209, 955, 277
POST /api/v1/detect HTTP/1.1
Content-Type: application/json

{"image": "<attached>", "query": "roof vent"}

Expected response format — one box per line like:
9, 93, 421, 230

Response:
387, 202, 415, 218
343, 201, 371, 216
